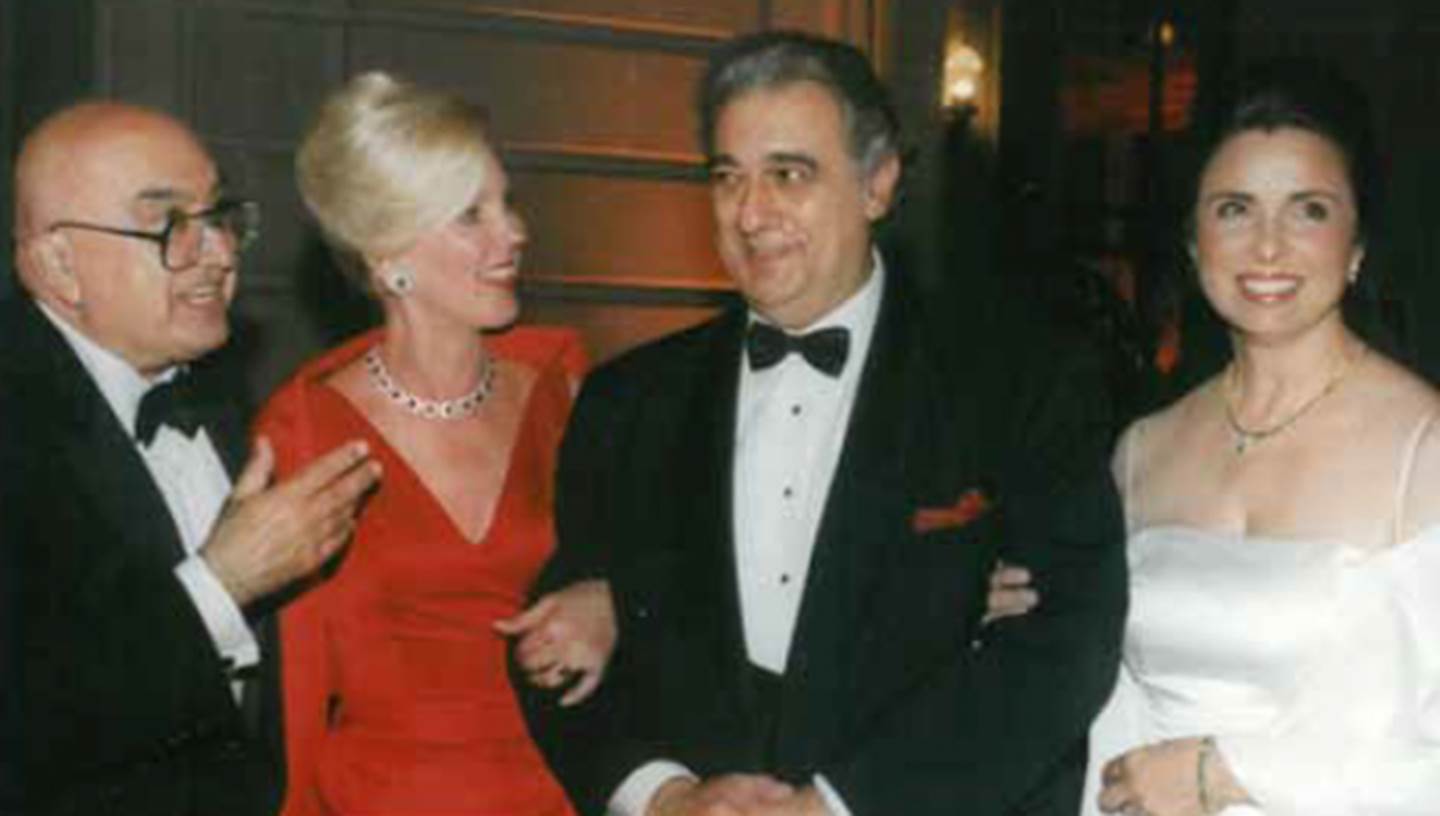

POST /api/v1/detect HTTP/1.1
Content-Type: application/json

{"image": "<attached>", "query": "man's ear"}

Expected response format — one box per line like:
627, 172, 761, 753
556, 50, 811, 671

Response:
18, 231, 83, 309
863, 152, 901, 221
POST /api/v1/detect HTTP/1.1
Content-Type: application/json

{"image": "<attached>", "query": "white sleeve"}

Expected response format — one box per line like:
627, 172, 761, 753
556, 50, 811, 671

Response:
1217, 534, 1440, 816
174, 554, 259, 670
607, 760, 696, 816
812, 773, 851, 815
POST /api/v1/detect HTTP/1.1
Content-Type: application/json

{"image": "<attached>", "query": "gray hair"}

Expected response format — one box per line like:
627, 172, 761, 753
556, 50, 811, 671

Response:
697, 30, 902, 175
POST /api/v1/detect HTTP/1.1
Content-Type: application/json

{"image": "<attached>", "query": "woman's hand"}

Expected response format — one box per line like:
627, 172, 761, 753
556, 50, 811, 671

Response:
982, 560, 1039, 625
495, 579, 616, 706
1098, 737, 1249, 816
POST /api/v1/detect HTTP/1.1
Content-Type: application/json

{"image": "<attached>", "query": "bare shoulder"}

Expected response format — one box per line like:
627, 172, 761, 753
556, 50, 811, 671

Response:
1116, 376, 1224, 466
1110, 374, 1225, 493
1370, 356, 1440, 535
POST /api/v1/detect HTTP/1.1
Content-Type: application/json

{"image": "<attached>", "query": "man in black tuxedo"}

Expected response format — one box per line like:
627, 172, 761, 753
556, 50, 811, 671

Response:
523, 31, 1126, 816
0, 102, 380, 815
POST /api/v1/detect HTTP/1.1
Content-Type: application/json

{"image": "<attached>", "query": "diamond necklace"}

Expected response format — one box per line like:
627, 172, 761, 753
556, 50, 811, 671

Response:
364, 346, 495, 421
1222, 345, 1365, 455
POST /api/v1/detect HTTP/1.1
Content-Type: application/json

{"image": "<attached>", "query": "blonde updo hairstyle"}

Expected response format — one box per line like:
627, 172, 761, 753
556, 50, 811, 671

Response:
296, 71, 492, 291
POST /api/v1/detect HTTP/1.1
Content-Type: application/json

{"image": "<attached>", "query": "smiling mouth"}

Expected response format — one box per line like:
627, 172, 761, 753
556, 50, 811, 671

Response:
479, 260, 519, 282
1237, 274, 1300, 300
743, 241, 796, 264
177, 283, 228, 307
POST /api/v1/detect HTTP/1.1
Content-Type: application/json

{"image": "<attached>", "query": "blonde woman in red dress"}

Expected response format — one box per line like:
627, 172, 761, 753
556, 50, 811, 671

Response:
259, 72, 610, 816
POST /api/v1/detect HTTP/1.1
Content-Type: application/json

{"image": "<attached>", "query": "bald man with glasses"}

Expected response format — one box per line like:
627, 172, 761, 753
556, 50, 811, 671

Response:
0, 102, 380, 816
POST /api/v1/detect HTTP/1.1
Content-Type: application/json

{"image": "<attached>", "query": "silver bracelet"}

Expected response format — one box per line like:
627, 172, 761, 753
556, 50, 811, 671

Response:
1197, 736, 1217, 815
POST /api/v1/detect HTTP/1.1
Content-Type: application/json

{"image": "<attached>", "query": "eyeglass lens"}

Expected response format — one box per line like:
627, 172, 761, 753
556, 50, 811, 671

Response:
164, 201, 260, 269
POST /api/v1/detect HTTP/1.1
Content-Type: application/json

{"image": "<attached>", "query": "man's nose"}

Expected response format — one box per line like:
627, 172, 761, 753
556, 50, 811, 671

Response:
735, 178, 774, 233
193, 221, 238, 270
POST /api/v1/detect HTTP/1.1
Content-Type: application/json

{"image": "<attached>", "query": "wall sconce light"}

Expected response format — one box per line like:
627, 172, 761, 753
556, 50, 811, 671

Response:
1156, 19, 1176, 49
942, 41, 985, 116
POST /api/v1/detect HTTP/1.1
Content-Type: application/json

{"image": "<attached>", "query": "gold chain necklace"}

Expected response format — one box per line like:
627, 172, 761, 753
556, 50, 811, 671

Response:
1223, 345, 1365, 455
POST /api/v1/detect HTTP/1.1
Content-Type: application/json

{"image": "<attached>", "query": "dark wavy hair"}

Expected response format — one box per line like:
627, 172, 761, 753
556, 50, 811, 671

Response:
1183, 57, 1379, 247
696, 30, 902, 176
1164, 57, 1396, 374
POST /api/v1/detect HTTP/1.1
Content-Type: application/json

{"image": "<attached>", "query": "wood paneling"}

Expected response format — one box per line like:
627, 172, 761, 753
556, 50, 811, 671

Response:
208, 143, 314, 290
99, 1, 186, 112
10, 0, 879, 395
355, 0, 762, 36
520, 298, 732, 363
515, 170, 722, 285
193, 10, 345, 142
347, 24, 708, 159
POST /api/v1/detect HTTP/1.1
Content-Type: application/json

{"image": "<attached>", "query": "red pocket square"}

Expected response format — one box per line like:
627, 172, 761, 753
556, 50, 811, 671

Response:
911, 488, 993, 534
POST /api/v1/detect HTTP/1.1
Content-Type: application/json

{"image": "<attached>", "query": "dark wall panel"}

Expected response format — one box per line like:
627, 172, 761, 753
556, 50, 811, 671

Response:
357, 0, 762, 33
100, 0, 186, 112
193, 10, 345, 143
521, 298, 725, 363
347, 25, 707, 159
8, 0, 875, 396
516, 171, 722, 284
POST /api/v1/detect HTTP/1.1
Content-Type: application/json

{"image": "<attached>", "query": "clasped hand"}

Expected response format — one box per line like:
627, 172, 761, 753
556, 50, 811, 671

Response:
1098, 737, 1248, 816
496, 578, 617, 706
649, 776, 828, 816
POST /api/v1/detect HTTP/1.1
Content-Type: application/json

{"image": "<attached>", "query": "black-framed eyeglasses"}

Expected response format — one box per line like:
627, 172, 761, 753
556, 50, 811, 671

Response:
48, 198, 260, 272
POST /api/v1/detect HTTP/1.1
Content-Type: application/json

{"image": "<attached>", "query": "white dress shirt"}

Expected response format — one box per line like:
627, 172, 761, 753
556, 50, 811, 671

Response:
609, 253, 886, 816
40, 305, 259, 678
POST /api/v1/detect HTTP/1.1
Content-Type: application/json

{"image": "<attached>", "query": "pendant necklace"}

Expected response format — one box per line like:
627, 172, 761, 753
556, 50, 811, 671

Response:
1223, 345, 1365, 455
365, 346, 495, 421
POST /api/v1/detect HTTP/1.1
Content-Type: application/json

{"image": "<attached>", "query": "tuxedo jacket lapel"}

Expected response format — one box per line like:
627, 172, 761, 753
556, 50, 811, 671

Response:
687, 311, 761, 707
20, 301, 188, 566
786, 278, 912, 664
775, 274, 986, 760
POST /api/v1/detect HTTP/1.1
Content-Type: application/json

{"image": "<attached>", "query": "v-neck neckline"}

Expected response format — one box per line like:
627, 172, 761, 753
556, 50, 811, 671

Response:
321, 360, 547, 547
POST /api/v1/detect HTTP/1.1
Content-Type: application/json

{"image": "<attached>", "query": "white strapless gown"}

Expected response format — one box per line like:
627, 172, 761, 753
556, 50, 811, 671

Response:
1082, 525, 1440, 816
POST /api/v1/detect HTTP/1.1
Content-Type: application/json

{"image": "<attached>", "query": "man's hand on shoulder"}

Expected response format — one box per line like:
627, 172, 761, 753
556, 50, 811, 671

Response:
202, 437, 380, 606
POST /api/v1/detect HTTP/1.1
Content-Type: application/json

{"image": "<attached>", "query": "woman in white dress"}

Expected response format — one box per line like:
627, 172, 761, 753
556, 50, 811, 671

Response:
991, 61, 1440, 816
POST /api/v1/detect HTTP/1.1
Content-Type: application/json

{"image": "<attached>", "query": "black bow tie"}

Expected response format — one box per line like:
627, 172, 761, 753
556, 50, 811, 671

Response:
135, 371, 208, 446
745, 323, 850, 377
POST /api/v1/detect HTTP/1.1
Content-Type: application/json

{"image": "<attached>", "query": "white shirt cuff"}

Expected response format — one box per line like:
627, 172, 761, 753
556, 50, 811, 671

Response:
813, 773, 849, 816
174, 554, 259, 670
608, 760, 696, 816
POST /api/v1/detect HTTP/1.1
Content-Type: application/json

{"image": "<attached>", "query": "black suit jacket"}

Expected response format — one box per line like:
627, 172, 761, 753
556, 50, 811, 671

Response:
522, 266, 1127, 815
0, 295, 283, 816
